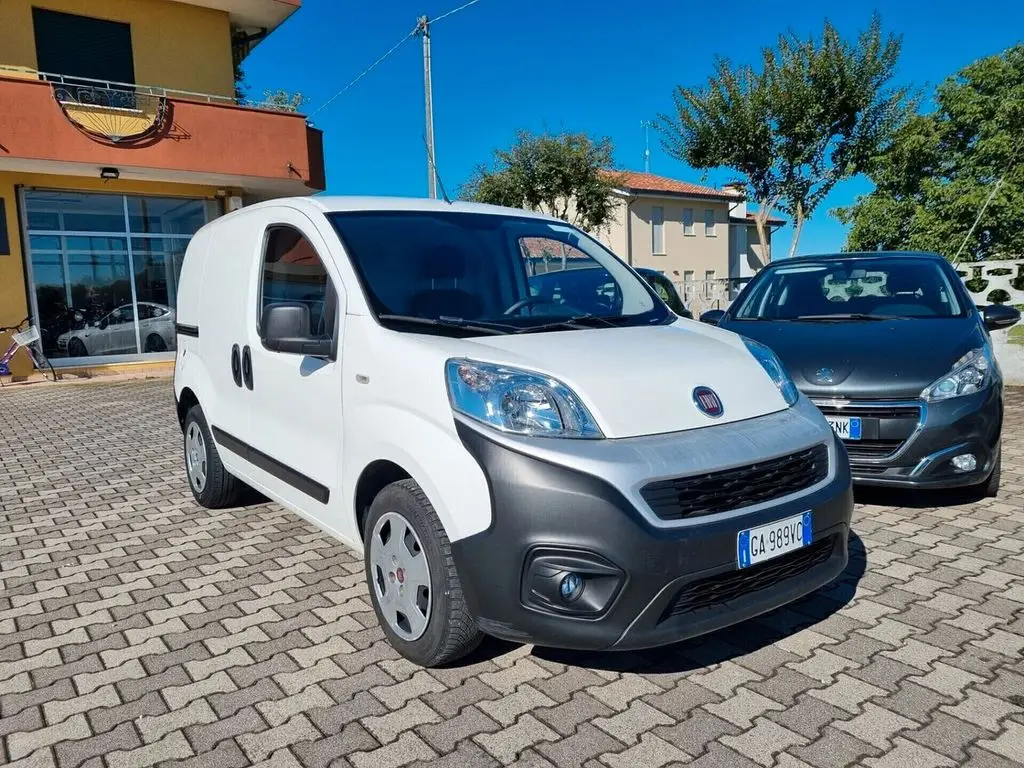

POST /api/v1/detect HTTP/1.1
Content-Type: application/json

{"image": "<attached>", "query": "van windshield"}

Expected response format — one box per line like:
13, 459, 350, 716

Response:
327, 210, 670, 335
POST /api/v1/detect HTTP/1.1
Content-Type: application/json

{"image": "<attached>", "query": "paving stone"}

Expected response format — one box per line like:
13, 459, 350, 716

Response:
720, 717, 809, 767
534, 693, 614, 737
291, 723, 380, 768
862, 737, 957, 768
416, 704, 501, 754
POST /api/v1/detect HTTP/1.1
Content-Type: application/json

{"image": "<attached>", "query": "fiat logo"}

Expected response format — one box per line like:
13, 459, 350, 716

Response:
693, 386, 724, 418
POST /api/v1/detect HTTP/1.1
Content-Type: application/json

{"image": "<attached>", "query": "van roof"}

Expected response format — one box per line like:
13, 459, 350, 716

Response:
239, 195, 563, 222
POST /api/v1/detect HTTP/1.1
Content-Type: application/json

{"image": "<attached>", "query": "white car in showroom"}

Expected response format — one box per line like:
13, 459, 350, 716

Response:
57, 301, 176, 357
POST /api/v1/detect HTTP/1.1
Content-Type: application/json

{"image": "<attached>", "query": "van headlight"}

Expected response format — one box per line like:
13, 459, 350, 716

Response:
743, 338, 800, 406
445, 359, 603, 438
922, 345, 993, 401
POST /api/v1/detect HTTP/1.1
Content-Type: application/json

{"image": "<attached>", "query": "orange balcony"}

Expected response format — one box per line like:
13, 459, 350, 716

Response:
0, 69, 325, 197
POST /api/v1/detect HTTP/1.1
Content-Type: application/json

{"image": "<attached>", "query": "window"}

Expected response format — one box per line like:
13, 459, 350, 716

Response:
682, 208, 694, 236
23, 190, 215, 361
732, 258, 966, 320
260, 226, 337, 339
683, 270, 694, 283
704, 209, 716, 236
651, 206, 665, 254
704, 270, 717, 298
328, 210, 664, 332
32, 8, 135, 85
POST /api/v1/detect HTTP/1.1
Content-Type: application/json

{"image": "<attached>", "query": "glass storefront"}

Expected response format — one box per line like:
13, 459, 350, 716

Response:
22, 190, 218, 362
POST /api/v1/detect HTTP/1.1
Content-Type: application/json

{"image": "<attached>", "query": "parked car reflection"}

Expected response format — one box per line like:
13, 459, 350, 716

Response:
56, 302, 176, 357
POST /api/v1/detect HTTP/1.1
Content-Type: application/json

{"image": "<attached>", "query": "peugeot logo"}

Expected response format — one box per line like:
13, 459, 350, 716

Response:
815, 367, 836, 385
693, 386, 724, 418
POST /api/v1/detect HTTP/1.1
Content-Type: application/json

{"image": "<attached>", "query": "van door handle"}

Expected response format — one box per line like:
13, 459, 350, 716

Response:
230, 344, 242, 387
241, 345, 253, 390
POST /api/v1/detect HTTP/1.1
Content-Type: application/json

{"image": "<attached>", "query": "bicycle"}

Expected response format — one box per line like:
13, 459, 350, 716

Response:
0, 317, 58, 385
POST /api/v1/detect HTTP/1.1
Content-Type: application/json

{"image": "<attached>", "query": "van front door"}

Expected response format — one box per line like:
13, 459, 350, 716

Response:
242, 212, 346, 531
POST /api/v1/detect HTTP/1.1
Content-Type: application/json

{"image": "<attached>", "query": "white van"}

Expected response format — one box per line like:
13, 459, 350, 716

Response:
173, 196, 854, 667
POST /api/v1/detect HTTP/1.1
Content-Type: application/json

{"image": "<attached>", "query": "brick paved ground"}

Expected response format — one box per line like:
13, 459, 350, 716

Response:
1, 379, 1023, 768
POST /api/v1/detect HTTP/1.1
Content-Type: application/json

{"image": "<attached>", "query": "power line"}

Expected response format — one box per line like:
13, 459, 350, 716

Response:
430, 0, 485, 24
308, 28, 417, 119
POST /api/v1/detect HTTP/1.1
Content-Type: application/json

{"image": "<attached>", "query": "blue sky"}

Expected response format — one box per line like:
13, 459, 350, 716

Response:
242, 0, 1024, 257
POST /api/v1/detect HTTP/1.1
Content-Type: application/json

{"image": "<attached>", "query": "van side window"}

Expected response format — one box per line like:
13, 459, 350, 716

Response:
260, 225, 337, 338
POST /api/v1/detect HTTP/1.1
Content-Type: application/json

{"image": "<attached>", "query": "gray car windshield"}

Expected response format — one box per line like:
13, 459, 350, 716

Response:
328, 210, 668, 335
732, 258, 966, 321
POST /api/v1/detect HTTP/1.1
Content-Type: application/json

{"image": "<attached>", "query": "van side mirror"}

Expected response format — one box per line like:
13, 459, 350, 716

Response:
983, 303, 1020, 331
261, 302, 333, 358
700, 309, 725, 325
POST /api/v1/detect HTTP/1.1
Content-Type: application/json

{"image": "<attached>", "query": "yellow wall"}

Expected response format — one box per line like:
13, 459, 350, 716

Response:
0, 171, 219, 376
0, 0, 235, 97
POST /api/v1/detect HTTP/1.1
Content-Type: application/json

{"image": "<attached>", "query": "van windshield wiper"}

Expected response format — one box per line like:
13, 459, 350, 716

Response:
791, 313, 902, 322
377, 314, 512, 336
513, 315, 619, 334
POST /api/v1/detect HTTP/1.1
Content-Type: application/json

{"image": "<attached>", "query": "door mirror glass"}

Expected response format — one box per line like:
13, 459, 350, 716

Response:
983, 303, 1020, 331
700, 309, 726, 325
98, 316, 109, 330
260, 302, 333, 357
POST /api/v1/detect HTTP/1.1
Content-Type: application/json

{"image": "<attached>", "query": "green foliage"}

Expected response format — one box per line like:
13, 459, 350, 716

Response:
261, 89, 309, 112
658, 13, 912, 257
987, 268, 1013, 276
987, 288, 1011, 304
234, 62, 249, 103
965, 277, 989, 293
462, 130, 623, 232
845, 282, 865, 297
838, 45, 1024, 260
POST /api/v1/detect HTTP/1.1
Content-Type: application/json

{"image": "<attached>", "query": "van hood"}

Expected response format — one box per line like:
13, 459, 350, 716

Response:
445, 321, 790, 439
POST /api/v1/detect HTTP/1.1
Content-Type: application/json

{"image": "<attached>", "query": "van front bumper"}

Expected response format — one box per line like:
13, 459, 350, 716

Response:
449, 402, 854, 652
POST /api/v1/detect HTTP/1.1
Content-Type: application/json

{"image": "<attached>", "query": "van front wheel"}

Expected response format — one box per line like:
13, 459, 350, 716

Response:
183, 404, 244, 509
364, 479, 483, 667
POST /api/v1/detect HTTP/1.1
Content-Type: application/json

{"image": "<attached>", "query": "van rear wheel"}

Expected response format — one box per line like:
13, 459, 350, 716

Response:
183, 404, 244, 508
364, 479, 483, 667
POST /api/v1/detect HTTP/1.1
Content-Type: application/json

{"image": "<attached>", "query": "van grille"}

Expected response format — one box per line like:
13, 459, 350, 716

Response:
640, 444, 829, 521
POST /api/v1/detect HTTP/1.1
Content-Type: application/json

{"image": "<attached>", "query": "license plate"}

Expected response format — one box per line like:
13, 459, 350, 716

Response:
826, 416, 861, 440
737, 512, 812, 568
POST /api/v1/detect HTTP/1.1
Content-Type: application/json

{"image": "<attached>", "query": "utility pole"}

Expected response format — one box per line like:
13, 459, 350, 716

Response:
417, 15, 437, 199
641, 120, 652, 173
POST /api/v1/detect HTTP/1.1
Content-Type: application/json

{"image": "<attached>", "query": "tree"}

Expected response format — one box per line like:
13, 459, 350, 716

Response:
462, 130, 623, 233
234, 62, 249, 104
837, 45, 1024, 261
261, 89, 309, 113
659, 13, 912, 258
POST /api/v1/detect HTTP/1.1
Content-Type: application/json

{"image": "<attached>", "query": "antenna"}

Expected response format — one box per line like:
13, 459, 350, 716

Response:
641, 120, 653, 173
423, 133, 451, 204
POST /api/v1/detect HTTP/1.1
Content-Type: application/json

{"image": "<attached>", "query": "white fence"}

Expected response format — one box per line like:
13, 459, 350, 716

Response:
956, 259, 1024, 384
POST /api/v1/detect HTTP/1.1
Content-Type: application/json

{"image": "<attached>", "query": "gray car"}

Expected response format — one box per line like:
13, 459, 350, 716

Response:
701, 251, 1020, 495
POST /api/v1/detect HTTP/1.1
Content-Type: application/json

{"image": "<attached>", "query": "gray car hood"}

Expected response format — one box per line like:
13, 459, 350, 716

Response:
724, 317, 986, 400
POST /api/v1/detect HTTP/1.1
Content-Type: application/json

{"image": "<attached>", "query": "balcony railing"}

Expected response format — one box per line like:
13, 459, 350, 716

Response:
0, 66, 306, 116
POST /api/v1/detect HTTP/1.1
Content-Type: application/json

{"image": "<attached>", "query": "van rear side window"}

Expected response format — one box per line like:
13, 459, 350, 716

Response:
260, 225, 337, 338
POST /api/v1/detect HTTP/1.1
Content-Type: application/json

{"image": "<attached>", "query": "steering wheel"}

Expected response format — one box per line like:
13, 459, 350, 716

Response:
504, 296, 586, 316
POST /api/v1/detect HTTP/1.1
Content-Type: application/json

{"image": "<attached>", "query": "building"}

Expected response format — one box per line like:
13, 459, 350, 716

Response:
0, 0, 325, 379
593, 171, 785, 304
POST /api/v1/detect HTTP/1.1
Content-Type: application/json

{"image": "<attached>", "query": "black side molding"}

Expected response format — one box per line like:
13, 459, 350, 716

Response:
175, 323, 199, 338
211, 426, 330, 504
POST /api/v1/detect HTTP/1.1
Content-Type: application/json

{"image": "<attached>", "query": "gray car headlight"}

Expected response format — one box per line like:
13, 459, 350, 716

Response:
743, 338, 800, 406
445, 359, 603, 438
922, 345, 993, 401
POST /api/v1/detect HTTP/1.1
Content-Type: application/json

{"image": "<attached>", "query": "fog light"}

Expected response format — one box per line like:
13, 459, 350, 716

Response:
951, 453, 977, 472
559, 572, 584, 603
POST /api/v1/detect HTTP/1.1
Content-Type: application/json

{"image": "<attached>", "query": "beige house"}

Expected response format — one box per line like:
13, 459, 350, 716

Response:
592, 171, 785, 294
